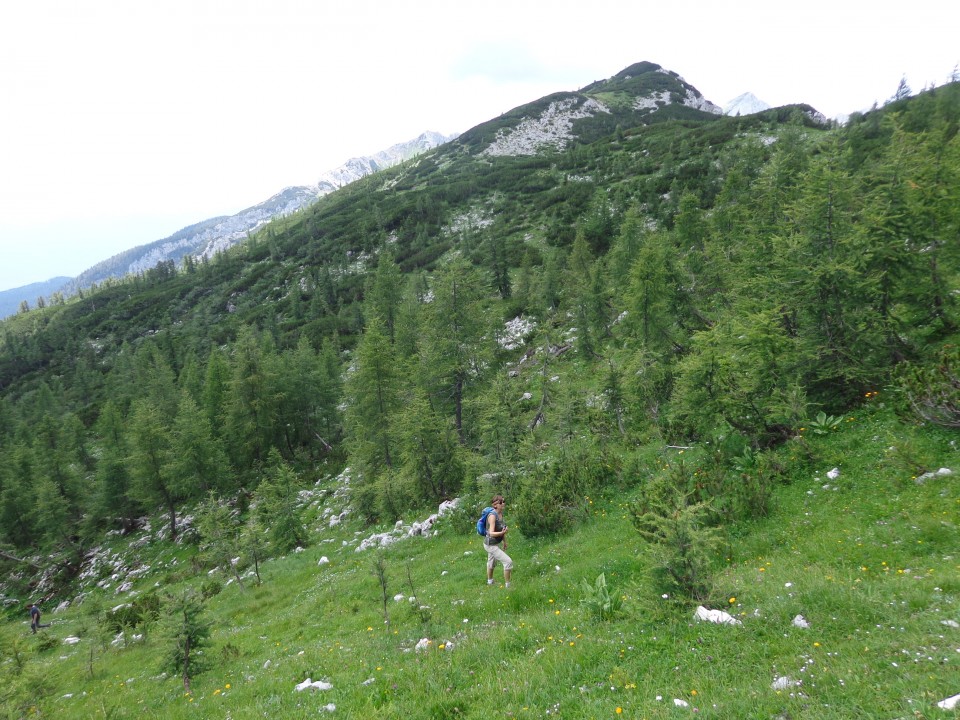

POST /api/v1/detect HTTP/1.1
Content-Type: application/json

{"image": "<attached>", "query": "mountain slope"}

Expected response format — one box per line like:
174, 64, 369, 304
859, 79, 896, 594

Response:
0, 61, 842, 394
1, 68, 958, 718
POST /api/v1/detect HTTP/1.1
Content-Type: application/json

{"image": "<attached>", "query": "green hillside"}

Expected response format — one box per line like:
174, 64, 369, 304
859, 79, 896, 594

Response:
1, 62, 958, 717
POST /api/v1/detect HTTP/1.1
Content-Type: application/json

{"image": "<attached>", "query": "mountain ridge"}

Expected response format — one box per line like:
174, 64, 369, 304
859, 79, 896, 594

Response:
0, 131, 454, 318
59, 130, 455, 298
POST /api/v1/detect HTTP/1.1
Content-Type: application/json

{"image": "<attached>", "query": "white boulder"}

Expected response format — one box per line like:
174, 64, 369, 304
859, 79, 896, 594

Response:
937, 693, 960, 710
295, 678, 333, 692
694, 605, 742, 626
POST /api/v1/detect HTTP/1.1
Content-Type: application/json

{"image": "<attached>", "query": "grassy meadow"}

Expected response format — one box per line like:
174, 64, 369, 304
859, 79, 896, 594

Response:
2, 398, 958, 719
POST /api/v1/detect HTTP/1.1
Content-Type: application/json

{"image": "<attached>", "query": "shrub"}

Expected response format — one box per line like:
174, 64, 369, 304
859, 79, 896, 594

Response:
105, 592, 161, 633
33, 633, 58, 653
897, 344, 960, 427
513, 475, 574, 537
201, 579, 223, 599
512, 440, 616, 537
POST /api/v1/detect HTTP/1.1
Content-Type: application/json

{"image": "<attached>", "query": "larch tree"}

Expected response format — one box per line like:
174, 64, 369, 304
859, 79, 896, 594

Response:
419, 259, 492, 444
128, 400, 181, 540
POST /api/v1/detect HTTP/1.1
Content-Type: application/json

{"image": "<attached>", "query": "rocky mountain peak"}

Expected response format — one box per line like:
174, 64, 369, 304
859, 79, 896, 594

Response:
723, 92, 772, 116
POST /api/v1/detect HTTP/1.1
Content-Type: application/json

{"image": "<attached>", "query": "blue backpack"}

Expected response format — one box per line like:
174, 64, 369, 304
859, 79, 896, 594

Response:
477, 507, 496, 536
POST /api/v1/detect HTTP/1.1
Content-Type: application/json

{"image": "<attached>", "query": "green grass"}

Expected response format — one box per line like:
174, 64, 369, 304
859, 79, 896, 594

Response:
3, 403, 959, 718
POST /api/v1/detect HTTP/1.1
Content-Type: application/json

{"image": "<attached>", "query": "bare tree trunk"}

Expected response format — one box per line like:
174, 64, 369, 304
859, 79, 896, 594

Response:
183, 635, 191, 692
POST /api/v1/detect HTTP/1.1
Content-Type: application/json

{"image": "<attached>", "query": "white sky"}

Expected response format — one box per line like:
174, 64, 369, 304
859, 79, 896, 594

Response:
1, 0, 958, 292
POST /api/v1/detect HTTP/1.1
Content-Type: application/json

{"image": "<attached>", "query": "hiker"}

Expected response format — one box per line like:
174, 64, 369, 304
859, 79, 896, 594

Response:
29, 603, 47, 633
483, 495, 513, 588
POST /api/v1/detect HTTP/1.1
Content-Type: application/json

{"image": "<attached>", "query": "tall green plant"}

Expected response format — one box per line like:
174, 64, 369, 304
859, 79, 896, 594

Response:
419, 259, 492, 444
195, 492, 245, 589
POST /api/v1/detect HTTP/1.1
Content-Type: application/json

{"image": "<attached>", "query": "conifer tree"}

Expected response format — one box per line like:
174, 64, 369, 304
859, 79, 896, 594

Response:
477, 374, 527, 463
511, 251, 538, 317
396, 388, 464, 505
670, 310, 805, 444
133, 342, 180, 422
316, 337, 343, 446
365, 250, 405, 341
128, 400, 181, 540
195, 492, 245, 588
896, 118, 960, 333
420, 260, 492, 444
578, 188, 617, 254
33, 476, 75, 551
224, 327, 280, 467
166, 392, 231, 496
86, 401, 140, 536
177, 351, 204, 405
607, 206, 647, 292
201, 347, 231, 437
254, 450, 306, 553
487, 232, 512, 299
774, 137, 886, 401
542, 250, 562, 312
565, 234, 599, 356
0, 444, 39, 548
344, 315, 402, 518
623, 231, 678, 353
159, 590, 211, 692
394, 273, 426, 360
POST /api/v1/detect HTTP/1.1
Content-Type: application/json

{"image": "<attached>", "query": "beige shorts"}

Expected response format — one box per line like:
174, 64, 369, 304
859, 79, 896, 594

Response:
484, 541, 513, 571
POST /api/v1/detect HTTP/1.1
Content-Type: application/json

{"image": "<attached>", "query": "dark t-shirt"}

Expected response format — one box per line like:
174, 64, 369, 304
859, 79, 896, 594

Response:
486, 511, 504, 545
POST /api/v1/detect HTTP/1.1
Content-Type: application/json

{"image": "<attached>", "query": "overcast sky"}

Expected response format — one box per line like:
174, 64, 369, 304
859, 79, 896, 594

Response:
1, 0, 958, 292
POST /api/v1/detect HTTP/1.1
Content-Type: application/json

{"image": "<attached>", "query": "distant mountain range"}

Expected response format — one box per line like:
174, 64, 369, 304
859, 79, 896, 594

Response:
59, 131, 455, 295
0, 277, 72, 318
0, 131, 454, 319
